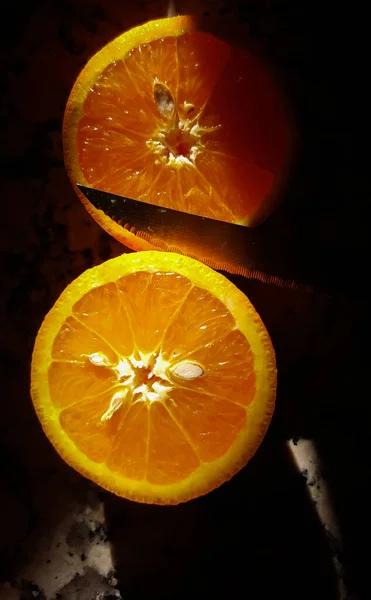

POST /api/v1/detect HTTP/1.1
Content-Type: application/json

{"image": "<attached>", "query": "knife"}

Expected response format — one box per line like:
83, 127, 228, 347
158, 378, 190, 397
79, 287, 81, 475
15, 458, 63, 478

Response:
77, 184, 358, 295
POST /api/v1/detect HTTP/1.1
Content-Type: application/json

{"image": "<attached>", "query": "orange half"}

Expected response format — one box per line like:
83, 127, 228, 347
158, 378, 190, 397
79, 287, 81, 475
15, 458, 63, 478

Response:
63, 15, 292, 253
31, 251, 276, 504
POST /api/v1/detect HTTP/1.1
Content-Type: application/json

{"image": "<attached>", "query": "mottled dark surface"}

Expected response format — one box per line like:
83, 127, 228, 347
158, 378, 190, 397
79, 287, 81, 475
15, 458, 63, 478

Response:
1, 1, 370, 599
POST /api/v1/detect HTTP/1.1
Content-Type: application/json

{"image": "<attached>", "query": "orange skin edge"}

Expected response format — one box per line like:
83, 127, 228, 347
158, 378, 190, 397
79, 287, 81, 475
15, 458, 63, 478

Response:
31, 251, 276, 504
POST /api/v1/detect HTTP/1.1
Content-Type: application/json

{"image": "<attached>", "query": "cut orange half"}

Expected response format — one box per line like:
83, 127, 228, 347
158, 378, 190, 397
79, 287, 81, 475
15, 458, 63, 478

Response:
31, 251, 276, 504
63, 15, 292, 253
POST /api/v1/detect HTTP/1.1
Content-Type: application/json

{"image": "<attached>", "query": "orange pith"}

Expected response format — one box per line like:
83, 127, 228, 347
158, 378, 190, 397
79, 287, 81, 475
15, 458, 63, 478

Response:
31, 251, 276, 504
63, 16, 292, 254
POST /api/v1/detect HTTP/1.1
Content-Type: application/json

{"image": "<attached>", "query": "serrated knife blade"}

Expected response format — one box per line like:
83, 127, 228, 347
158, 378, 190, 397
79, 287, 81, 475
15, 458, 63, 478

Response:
76, 184, 352, 295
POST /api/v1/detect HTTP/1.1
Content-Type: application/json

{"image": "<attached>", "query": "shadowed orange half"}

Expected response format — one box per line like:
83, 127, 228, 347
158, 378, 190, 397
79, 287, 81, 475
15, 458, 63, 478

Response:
63, 15, 292, 253
31, 251, 276, 504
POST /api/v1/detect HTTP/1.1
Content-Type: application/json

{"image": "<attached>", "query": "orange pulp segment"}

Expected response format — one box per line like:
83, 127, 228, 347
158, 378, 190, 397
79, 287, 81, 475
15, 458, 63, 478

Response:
31, 251, 276, 504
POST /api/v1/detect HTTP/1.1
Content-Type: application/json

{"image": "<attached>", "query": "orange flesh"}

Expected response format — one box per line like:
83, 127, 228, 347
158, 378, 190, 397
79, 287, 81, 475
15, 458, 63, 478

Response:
76, 31, 291, 225
48, 271, 254, 485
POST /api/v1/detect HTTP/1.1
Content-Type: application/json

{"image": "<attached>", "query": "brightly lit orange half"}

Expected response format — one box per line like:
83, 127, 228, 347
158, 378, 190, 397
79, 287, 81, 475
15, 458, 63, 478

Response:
63, 15, 292, 252
31, 251, 276, 504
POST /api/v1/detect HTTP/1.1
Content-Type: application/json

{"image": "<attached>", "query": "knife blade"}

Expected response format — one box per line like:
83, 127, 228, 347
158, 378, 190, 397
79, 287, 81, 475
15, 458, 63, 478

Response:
76, 184, 353, 295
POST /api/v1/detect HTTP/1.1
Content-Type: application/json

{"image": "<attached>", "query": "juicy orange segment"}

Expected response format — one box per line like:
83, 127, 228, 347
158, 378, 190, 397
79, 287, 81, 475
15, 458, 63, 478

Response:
31, 251, 276, 504
64, 16, 292, 255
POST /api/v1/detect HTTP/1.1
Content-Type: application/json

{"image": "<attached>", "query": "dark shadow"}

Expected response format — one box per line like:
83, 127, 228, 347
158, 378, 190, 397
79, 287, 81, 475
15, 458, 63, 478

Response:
202, 1, 368, 296
232, 277, 369, 600
104, 432, 338, 600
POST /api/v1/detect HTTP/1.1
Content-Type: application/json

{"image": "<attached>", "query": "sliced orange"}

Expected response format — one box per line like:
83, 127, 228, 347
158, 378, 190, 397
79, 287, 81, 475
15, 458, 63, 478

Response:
31, 251, 276, 504
63, 15, 292, 252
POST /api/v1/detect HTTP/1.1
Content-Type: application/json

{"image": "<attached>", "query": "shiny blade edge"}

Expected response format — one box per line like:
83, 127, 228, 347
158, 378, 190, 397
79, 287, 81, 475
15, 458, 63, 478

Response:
76, 184, 325, 294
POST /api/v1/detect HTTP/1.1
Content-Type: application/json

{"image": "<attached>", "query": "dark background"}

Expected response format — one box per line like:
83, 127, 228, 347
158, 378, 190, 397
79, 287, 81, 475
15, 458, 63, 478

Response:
1, 1, 369, 599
